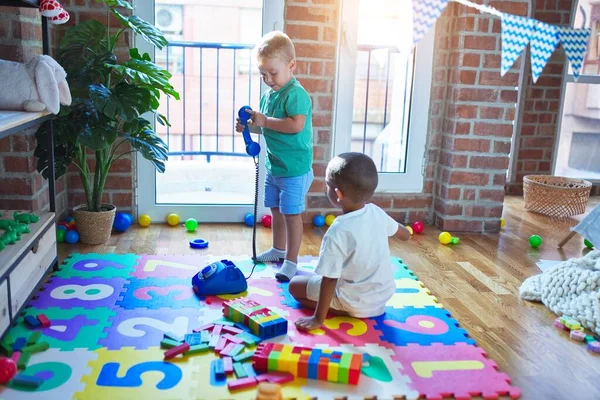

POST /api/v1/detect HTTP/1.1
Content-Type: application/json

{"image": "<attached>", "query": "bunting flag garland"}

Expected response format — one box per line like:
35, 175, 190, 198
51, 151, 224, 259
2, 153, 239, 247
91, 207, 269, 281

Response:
556, 27, 591, 79
412, 0, 449, 46
530, 21, 560, 83
501, 14, 535, 76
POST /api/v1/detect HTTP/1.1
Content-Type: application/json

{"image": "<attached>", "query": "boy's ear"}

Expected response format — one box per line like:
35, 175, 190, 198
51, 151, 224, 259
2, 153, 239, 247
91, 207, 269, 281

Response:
289, 59, 296, 72
334, 187, 344, 202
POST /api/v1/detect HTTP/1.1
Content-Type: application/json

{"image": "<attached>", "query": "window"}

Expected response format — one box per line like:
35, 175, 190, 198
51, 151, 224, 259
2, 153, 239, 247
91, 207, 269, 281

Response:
334, 0, 433, 193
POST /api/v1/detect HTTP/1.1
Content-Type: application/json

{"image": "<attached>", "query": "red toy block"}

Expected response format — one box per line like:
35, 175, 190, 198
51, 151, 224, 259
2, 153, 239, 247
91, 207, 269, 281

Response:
317, 359, 328, 380
212, 324, 223, 337
223, 356, 234, 375
257, 372, 295, 384
215, 336, 228, 352
11, 351, 20, 363
348, 354, 362, 385
220, 343, 238, 356
298, 358, 309, 379
222, 333, 244, 344
222, 325, 243, 335
36, 314, 51, 328
164, 343, 190, 360
193, 323, 214, 333
227, 377, 257, 391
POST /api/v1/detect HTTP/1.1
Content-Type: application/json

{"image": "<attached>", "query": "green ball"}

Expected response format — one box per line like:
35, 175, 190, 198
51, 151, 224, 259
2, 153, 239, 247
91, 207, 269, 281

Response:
584, 238, 594, 249
185, 218, 198, 232
56, 229, 66, 243
529, 234, 542, 248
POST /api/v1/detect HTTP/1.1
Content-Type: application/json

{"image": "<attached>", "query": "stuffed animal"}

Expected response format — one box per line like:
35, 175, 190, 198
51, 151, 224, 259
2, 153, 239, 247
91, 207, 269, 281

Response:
0, 55, 71, 114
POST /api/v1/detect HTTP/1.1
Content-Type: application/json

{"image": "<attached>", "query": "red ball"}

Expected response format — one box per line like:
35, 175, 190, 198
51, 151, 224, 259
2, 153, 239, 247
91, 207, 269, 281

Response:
0, 357, 17, 384
261, 215, 272, 228
58, 222, 69, 229
412, 221, 425, 234
67, 224, 78, 231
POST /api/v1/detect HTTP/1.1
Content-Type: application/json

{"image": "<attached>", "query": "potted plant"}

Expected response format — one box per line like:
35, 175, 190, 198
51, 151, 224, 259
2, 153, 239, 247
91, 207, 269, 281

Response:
34, 0, 179, 244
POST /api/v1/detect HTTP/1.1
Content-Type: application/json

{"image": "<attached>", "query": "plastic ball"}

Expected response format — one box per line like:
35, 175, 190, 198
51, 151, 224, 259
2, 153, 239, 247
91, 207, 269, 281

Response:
113, 212, 133, 232
64, 216, 74, 223
139, 214, 152, 227
529, 235, 542, 248
67, 224, 78, 231
244, 213, 254, 227
439, 232, 452, 245
500, 218, 506, 228
313, 215, 325, 227
58, 222, 69, 229
412, 221, 424, 234
65, 230, 79, 244
185, 218, 199, 232
584, 238, 594, 249
451, 237, 460, 245
56, 225, 67, 231
406, 226, 414, 236
0, 357, 17, 384
325, 215, 336, 226
56, 229, 66, 243
261, 215, 272, 228
68, 220, 76, 227
167, 213, 180, 226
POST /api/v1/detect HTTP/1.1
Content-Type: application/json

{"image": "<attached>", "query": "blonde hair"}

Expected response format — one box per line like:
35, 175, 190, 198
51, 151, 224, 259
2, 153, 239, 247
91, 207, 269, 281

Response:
255, 31, 296, 63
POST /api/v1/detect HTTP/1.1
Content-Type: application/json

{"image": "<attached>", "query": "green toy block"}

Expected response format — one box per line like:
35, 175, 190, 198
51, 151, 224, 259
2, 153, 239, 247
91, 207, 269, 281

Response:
160, 338, 182, 349
22, 341, 49, 354
27, 331, 42, 345
233, 350, 255, 362
201, 330, 210, 343
187, 344, 210, 355
17, 351, 31, 369
2, 333, 15, 345
585, 335, 597, 344
0, 340, 13, 356
338, 352, 352, 384
233, 362, 248, 378
268, 351, 280, 371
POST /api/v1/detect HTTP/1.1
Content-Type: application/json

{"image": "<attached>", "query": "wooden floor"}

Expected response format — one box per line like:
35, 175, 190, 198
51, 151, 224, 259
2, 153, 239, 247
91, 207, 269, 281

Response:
59, 195, 600, 399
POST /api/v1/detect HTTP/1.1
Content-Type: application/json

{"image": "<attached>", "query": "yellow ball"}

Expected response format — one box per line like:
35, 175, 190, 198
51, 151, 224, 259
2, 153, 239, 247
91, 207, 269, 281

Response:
500, 217, 506, 228
167, 213, 180, 226
439, 231, 452, 245
138, 214, 152, 227
324, 214, 336, 226
406, 226, 414, 236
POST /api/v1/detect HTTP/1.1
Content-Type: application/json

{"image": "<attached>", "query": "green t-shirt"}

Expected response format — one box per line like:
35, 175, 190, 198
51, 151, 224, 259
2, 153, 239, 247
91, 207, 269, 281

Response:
259, 77, 313, 177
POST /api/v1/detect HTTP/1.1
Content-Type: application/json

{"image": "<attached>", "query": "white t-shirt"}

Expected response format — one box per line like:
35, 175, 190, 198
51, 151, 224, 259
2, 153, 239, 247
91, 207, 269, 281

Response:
315, 203, 398, 318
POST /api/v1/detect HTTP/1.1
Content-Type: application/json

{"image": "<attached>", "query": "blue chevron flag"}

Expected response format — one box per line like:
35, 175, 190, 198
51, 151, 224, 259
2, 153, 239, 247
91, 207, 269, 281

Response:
556, 27, 591, 80
413, 0, 449, 46
501, 14, 535, 76
530, 21, 560, 83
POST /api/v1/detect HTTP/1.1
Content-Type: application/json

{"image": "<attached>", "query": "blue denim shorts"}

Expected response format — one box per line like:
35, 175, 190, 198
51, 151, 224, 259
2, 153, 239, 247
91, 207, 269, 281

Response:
264, 169, 314, 215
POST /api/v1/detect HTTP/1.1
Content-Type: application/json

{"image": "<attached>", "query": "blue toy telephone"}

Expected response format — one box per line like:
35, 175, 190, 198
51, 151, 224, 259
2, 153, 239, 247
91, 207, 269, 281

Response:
192, 260, 248, 296
238, 106, 261, 157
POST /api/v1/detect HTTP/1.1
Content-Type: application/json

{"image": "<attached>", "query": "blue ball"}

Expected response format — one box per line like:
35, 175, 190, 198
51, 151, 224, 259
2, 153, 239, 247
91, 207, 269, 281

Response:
313, 215, 325, 227
113, 212, 133, 232
65, 216, 74, 223
65, 230, 79, 244
56, 225, 68, 231
244, 213, 254, 227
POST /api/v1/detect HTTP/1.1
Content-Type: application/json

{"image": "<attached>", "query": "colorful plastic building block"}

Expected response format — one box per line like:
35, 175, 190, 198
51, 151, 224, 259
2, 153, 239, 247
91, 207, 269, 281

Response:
193, 323, 214, 332
160, 338, 182, 349
11, 373, 43, 388
234, 362, 248, 378
213, 317, 236, 326
222, 333, 244, 344
164, 343, 190, 360
187, 344, 210, 355
214, 358, 225, 379
222, 325, 244, 335
164, 332, 184, 342
16, 351, 31, 369
223, 356, 233, 375
554, 318, 569, 331
215, 336, 228, 352
27, 331, 41, 345
12, 337, 26, 352
36, 314, 51, 328
256, 372, 294, 384
221, 343, 244, 357
223, 298, 287, 339
570, 330, 586, 342
233, 350, 255, 362
184, 333, 202, 345
212, 324, 224, 337
200, 330, 211, 343
227, 376, 258, 391
208, 335, 220, 348
22, 342, 49, 354
24, 315, 41, 329
588, 341, 600, 353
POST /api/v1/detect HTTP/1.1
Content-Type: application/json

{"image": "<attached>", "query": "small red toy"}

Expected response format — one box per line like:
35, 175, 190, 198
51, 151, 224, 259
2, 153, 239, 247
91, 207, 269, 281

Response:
164, 343, 189, 360
0, 357, 17, 384
412, 221, 424, 234
261, 215, 272, 228
37, 314, 51, 328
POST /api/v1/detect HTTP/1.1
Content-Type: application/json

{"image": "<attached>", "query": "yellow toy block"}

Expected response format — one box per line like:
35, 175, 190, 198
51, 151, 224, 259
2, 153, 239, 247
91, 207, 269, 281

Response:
327, 360, 339, 382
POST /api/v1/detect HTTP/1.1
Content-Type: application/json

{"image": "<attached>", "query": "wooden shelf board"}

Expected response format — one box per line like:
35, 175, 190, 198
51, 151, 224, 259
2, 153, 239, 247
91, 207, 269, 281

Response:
0, 111, 51, 139
0, 0, 39, 8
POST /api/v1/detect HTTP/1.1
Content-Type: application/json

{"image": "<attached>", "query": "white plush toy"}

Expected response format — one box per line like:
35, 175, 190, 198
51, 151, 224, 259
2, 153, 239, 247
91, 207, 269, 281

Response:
0, 55, 71, 115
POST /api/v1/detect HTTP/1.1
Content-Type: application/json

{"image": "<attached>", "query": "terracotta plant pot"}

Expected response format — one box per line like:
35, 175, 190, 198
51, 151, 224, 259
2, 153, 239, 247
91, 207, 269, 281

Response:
73, 204, 116, 244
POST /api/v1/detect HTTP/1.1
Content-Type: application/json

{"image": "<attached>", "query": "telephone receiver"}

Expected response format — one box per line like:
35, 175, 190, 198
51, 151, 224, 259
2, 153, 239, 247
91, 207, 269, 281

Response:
238, 106, 261, 157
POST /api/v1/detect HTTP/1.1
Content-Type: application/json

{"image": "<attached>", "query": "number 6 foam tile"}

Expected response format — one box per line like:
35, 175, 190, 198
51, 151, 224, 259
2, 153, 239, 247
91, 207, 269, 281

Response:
132, 255, 213, 278
116, 277, 201, 309
76, 347, 202, 399
388, 278, 443, 309
54, 253, 138, 279
29, 277, 128, 309
390, 343, 521, 400
0, 348, 97, 399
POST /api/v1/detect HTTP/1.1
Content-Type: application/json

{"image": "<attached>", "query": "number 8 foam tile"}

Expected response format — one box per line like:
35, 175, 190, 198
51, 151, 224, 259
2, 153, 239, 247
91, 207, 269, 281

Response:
76, 347, 202, 399
388, 278, 442, 309
53, 253, 138, 279
0, 348, 98, 399
390, 343, 521, 400
116, 277, 201, 309
29, 277, 128, 309
132, 255, 214, 278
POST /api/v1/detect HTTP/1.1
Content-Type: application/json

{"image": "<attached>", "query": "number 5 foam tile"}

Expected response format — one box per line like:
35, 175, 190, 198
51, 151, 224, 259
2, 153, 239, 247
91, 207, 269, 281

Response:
388, 278, 443, 309
76, 347, 202, 400
8, 307, 115, 351
372, 306, 475, 346
390, 343, 521, 400
0, 348, 97, 399
54, 253, 138, 279
132, 255, 214, 278
99, 307, 205, 350
29, 277, 128, 309
116, 277, 202, 309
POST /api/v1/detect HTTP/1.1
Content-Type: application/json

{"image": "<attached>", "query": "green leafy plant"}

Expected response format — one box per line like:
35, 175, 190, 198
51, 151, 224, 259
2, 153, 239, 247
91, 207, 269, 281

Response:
35, 0, 179, 212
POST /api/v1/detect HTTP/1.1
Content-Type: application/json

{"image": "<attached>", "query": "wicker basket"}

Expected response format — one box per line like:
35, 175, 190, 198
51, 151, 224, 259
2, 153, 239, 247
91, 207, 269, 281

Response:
523, 175, 592, 218
73, 204, 116, 244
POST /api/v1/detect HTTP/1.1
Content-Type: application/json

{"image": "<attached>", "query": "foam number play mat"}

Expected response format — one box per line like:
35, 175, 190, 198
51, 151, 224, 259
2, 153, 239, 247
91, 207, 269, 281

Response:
0, 253, 521, 399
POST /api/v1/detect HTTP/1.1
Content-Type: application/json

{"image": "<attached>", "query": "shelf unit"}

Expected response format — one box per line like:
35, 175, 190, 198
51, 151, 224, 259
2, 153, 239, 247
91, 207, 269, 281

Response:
0, 0, 59, 337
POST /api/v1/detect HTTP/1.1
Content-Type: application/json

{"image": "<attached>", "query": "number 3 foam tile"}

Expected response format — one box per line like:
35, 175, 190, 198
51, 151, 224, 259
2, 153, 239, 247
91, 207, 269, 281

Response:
76, 347, 201, 400
99, 307, 205, 350
8, 307, 115, 351
30, 277, 128, 309
388, 278, 443, 309
372, 306, 475, 346
132, 255, 214, 278
0, 348, 97, 399
54, 253, 138, 279
390, 343, 521, 400
116, 277, 201, 309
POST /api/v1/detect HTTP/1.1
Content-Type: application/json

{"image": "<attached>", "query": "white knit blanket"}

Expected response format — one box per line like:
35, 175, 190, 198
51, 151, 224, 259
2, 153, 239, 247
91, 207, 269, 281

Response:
519, 250, 600, 336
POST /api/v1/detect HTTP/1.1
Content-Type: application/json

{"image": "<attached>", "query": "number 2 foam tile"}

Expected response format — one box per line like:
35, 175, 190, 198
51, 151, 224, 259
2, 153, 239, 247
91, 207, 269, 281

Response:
76, 347, 202, 400
0, 348, 97, 399
388, 278, 443, 309
54, 253, 138, 279
98, 307, 205, 350
132, 255, 214, 278
116, 277, 202, 309
390, 343, 521, 400
30, 277, 128, 309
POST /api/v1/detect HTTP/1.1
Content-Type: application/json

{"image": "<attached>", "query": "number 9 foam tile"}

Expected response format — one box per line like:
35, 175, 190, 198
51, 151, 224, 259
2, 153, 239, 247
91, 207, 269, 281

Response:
54, 253, 138, 279
30, 277, 128, 309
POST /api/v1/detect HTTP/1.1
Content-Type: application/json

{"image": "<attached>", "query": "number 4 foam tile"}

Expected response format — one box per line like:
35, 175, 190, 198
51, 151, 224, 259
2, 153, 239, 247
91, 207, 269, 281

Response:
388, 279, 443, 309
390, 343, 521, 400
54, 253, 138, 279
0, 348, 97, 399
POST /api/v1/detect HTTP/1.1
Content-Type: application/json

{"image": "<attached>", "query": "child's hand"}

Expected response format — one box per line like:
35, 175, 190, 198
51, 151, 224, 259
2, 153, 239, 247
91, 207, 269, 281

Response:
235, 118, 244, 133
295, 315, 323, 331
249, 110, 267, 128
